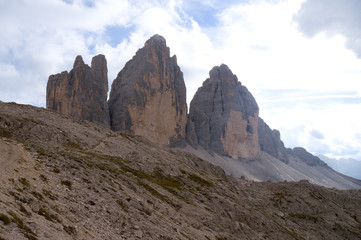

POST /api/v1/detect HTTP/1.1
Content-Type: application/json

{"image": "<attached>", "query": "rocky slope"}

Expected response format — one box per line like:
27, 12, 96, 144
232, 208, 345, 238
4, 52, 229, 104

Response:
187, 64, 260, 159
184, 63, 357, 189
1, 101, 361, 240
320, 155, 361, 180
46, 55, 110, 127
108, 35, 187, 147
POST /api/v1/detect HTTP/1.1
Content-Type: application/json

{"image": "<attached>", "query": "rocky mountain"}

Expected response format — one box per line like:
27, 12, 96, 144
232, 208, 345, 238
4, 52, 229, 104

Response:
44, 35, 361, 190
108, 35, 187, 147
187, 64, 260, 159
1, 101, 361, 240
46, 55, 110, 127
183, 63, 360, 189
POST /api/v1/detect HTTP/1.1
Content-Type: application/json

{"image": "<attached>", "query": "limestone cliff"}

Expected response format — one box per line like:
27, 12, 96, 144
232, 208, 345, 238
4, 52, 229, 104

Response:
46, 55, 110, 127
188, 64, 260, 159
258, 117, 289, 163
108, 35, 187, 146
291, 147, 327, 166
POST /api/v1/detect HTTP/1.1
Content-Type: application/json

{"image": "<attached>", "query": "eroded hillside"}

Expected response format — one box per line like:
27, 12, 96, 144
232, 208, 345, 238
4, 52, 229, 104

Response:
0, 101, 361, 240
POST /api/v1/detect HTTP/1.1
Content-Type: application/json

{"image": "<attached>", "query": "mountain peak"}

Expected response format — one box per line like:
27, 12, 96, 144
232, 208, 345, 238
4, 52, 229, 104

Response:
146, 34, 166, 44
108, 34, 187, 146
208, 64, 238, 85
47, 55, 110, 127
188, 64, 260, 159
73, 55, 85, 68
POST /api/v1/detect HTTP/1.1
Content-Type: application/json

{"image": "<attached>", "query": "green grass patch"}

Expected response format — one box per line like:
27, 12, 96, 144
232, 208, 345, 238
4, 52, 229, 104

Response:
138, 181, 175, 206
289, 213, 318, 222
0, 213, 11, 225
24, 118, 44, 125
18, 203, 31, 217
151, 168, 183, 189
216, 236, 228, 240
180, 169, 213, 187
19, 178, 30, 187
34, 146, 53, 159
121, 166, 188, 202
64, 140, 82, 150
180, 231, 192, 240
30, 191, 43, 200
205, 206, 214, 213
63, 225, 77, 235
38, 208, 58, 222
272, 192, 292, 199
8, 211, 38, 240
42, 189, 58, 200
188, 173, 213, 187
116, 199, 128, 211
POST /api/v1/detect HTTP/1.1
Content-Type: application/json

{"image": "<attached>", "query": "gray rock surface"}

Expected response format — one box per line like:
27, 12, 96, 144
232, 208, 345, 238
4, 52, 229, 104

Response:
291, 147, 327, 166
108, 34, 187, 146
188, 64, 260, 159
46, 55, 110, 127
258, 117, 289, 163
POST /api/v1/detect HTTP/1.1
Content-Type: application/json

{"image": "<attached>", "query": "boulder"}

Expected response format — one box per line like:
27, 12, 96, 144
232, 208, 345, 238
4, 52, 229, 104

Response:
108, 35, 187, 146
188, 64, 260, 159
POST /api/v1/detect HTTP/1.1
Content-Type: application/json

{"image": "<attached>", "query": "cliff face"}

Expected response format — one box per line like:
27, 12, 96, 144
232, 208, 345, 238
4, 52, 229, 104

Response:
258, 117, 289, 163
46, 55, 110, 127
291, 147, 327, 166
108, 34, 187, 146
188, 64, 260, 159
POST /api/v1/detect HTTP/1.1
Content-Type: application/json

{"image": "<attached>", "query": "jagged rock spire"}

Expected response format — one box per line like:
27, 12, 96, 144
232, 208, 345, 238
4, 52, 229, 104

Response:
46, 54, 110, 127
188, 64, 260, 159
108, 35, 187, 146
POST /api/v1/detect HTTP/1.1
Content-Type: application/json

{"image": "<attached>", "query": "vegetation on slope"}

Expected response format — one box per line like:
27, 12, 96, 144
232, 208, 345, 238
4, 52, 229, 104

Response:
0, 102, 360, 240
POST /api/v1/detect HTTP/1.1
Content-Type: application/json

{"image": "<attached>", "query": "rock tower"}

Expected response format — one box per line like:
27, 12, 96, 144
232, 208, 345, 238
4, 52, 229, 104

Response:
188, 64, 260, 159
108, 35, 187, 146
46, 55, 110, 127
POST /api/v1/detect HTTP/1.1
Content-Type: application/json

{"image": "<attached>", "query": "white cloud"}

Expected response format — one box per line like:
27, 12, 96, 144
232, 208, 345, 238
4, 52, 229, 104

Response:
261, 99, 361, 160
95, 2, 217, 104
294, 0, 361, 58
0, 0, 361, 161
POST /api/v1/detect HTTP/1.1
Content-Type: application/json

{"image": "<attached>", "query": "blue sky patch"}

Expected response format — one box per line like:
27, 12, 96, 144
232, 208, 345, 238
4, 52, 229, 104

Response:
104, 26, 135, 48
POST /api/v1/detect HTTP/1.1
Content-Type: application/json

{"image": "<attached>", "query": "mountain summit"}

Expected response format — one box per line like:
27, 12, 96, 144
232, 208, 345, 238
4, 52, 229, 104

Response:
187, 64, 260, 159
109, 34, 187, 146
46, 54, 110, 127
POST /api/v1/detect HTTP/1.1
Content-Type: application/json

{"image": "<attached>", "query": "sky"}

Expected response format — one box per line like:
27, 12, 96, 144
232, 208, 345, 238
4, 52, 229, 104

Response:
1, 0, 361, 162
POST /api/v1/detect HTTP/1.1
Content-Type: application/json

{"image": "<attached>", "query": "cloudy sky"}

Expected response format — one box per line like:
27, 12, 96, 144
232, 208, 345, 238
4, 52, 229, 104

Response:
1, 0, 361, 162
